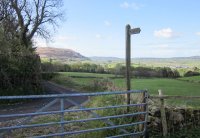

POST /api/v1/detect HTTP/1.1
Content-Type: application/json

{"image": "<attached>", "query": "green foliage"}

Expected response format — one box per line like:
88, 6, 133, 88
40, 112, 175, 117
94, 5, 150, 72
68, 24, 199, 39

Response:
0, 16, 43, 96
132, 67, 180, 78
50, 73, 120, 92
51, 75, 77, 89
80, 78, 118, 92
41, 62, 106, 73
59, 72, 115, 78
178, 76, 200, 83
184, 70, 200, 77
41, 72, 59, 80
0, 54, 42, 96
77, 94, 138, 138
41, 61, 181, 78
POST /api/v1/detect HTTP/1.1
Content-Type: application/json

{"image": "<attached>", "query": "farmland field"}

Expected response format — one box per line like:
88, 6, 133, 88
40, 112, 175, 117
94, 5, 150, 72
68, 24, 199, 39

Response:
178, 76, 200, 83
51, 72, 200, 107
59, 72, 116, 78
53, 72, 200, 96
113, 78, 200, 96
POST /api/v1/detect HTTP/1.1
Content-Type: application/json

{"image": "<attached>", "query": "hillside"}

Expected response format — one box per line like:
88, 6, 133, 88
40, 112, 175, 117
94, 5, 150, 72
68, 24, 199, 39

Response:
89, 56, 123, 62
36, 47, 200, 68
36, 47, 88, 61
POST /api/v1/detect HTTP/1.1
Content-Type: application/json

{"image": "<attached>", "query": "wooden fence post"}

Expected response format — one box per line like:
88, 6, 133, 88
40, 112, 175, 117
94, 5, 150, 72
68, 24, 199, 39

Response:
139, 91, 145, 135
158, 89, 168, 137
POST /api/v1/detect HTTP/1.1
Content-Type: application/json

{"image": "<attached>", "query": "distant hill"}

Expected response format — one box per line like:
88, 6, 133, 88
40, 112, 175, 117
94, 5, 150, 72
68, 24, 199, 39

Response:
90, 56, 200, 62
172, 56, 200, 59
89, 56, 123, 61
36, 47, 88, 61
36, 47, 200, 68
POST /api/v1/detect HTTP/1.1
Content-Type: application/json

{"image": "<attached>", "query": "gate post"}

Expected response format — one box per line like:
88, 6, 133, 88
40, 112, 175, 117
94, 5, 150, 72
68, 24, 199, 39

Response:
158, 90, 168, 137
139, 90, 148, 138
144, 90, 149, 138
60, 98, 64, 137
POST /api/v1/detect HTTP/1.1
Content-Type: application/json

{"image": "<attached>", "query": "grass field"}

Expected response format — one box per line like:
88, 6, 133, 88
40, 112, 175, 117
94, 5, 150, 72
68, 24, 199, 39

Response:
54, 72, 200, 96
51, 72, 200, 107
59, 72, 116, 78
178, 76, 200, 83
113, 78, 200, 96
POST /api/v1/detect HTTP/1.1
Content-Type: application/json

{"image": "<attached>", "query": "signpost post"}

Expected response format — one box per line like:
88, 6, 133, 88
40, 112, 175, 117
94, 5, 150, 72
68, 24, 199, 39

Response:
125, 24, 141, 111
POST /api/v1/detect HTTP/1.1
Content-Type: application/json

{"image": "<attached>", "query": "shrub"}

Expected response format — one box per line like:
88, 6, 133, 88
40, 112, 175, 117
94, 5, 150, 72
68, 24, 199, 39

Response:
41, 72, 59, 80
0, 54, 42, 96
184, 71, 200, 77
132, 67, 180, 78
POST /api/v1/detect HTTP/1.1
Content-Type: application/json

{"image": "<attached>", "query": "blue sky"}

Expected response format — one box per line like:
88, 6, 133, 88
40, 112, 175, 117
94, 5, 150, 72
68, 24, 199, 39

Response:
36, 0, 200, 58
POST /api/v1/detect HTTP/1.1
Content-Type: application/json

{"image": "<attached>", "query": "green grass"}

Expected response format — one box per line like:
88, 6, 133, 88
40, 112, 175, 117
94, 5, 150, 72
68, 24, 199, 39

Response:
51, 73, 117, 92
112, 78, 200, 107
51, 72, 200, 107
112, 78, 200, 96
54, 72, 200, 96
178, 76, 200, 83
58, 72, 116, 78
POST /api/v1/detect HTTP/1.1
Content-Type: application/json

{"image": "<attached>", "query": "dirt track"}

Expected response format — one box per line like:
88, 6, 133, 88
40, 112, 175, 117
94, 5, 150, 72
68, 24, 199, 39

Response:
0, 81, 88, 121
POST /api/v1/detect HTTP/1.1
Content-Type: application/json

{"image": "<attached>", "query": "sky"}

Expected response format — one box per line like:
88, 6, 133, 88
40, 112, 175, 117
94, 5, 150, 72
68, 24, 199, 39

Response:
36, 0, 200, 58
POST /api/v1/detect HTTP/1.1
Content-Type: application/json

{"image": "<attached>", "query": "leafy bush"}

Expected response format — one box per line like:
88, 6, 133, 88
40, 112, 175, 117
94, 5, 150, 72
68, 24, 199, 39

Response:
0, 54, 42, 96
41, 72, 59, 80
133, 67, 180, 78
184, 71, 200, 77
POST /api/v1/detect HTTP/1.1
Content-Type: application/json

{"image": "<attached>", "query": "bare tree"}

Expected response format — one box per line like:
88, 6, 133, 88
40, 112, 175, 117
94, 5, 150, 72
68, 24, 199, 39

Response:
0, 0, 63, 49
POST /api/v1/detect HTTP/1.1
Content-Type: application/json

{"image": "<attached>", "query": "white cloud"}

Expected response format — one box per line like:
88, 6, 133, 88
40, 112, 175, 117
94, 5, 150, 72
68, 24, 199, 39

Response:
34, 35, 78, 48
120, 2, 143, 10
104, 20, 111, 27
34, 37, 48, 47
150, 44, 169, 49
95, 34, 103, 39
120, 2, 129, 8
55, 35, 78, 41
196, 32, 200, 36
154, 28, 180, 39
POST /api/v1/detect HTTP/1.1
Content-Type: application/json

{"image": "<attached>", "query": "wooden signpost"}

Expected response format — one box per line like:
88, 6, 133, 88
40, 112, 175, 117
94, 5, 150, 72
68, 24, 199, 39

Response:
125, 24, 141, 111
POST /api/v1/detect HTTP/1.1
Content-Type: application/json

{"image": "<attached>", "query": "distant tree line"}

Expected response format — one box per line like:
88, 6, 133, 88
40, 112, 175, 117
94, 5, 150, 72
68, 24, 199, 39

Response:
113, 64, 181, 78
41, 62, 183, 78
41, 62, 106, 74
182, 67, 200, 77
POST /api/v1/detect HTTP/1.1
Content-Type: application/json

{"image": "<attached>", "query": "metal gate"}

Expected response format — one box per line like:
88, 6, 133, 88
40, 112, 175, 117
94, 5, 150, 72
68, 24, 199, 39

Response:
0, 90, 148, 138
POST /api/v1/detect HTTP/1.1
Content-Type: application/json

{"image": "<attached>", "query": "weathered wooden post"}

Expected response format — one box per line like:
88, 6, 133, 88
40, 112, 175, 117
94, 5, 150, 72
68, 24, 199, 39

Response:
60, 98, 64, 138
125, 24, 131, 112
125, 24, 141, 112
139, 91, 146, 137
158, 89, 168, 137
